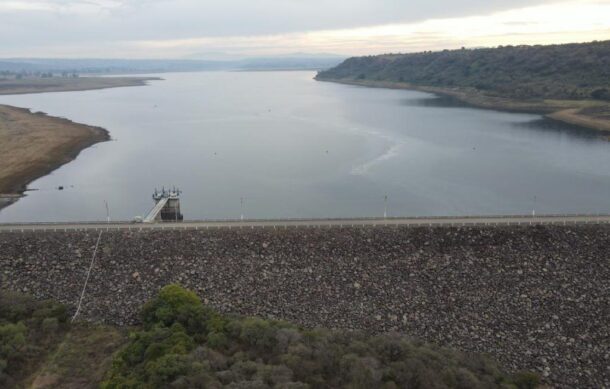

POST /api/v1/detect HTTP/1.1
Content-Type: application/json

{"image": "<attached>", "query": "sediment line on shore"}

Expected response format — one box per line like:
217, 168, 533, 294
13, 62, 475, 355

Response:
316, 77, 610, 134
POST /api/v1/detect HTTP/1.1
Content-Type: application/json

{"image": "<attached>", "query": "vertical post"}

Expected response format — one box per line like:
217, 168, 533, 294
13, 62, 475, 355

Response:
532, 195, 537, 217
104, 200, 110, 223
240, 197, 244, 221
384, 195, 388, 219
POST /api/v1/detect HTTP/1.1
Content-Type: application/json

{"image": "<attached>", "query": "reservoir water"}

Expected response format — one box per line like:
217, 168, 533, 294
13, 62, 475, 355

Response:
1, 71, 609, 222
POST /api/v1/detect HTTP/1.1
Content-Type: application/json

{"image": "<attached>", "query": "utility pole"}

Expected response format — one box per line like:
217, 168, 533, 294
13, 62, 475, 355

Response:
384, 195, 388, 219
240, 197, 245, 221
532, 195, 537, 217
104, 200, 110, 223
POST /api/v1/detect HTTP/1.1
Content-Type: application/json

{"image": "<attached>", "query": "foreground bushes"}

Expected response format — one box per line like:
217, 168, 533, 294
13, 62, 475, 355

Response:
0, 291, 68, 387
102, 285, 540, 388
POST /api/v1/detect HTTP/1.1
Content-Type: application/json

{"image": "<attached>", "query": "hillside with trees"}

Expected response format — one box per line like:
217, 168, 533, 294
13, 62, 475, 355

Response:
316, 41, 610, 101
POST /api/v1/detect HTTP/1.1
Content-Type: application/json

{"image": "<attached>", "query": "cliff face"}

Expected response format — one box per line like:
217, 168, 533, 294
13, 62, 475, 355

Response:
316, 40, 610, 101
1, 225, 609, 387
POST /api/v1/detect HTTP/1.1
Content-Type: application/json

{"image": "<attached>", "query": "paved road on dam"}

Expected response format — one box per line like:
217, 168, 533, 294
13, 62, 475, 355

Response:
1, 214, 610, 232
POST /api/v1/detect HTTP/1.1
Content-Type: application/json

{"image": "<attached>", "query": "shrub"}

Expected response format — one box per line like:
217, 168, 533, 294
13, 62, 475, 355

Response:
591, 88, 610, 100
513, 370, 542, 389
41, 317, 59, 334
207, 331, 229, 350
0, 322, 26, 366
103, 285, 542, 388
0, 291, 70, 386
140, 284, 206, 334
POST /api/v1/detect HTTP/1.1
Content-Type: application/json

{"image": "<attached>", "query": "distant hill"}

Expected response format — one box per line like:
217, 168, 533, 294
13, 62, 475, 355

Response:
236, 54, 345, 71
0, 55, 345, 75
316, 41, 610, 101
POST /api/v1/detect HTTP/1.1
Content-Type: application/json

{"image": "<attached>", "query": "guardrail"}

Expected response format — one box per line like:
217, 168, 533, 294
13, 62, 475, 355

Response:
1, 213, 610, 232
1, 212, 610, 227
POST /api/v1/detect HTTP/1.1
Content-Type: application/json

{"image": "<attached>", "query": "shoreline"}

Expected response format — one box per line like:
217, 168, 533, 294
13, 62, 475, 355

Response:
0, 105, 110, 211
316, 77, 610, 134
0, 76, 160, 212
0, 76, 161, 96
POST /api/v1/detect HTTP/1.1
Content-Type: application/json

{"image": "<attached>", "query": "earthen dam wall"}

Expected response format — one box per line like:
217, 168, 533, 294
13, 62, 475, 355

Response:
1, 225, 608, 387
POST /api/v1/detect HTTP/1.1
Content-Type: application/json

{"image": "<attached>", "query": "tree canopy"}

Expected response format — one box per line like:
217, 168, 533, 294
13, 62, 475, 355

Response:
101, 284, 540, 389
316, 41, 610, 101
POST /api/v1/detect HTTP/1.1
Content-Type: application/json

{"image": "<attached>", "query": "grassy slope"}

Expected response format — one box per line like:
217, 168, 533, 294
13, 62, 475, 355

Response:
28, 325, 126, 389
0, 290, 125, 389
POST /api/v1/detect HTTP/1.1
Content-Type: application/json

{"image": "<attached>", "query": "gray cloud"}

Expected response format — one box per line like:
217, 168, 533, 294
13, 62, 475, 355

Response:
0, 0, 566, 57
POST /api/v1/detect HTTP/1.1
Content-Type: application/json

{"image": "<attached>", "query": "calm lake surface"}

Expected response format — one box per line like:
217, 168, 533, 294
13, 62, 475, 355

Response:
1, 71, 610, 222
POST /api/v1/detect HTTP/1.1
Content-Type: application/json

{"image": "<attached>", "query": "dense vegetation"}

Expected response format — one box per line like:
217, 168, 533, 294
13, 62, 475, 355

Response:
102, 284, 539, 388
316, 40, 610, 101
0, 291, 68, 387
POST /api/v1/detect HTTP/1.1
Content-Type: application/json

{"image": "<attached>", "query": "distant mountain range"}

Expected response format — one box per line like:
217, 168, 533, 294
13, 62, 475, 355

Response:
0, 55, 345, 75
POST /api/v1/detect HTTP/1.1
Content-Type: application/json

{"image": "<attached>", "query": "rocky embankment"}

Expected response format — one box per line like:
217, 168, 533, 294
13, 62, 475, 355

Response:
1, 225, 608, 387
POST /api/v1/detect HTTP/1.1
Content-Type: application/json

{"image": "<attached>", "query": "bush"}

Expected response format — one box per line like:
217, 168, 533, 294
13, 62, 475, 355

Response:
0, 291, 69, 386
0, 322, 26, 367
103, 285, 542, 388
513, 370, 542, 389
141, 284, 206, 333
41, 317, 59, 334
591, 88, 610, 100
207, 332, 229, 350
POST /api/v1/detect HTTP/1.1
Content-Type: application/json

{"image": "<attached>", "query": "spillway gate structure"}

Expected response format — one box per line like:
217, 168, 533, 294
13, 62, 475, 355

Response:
143, 187, 183, 223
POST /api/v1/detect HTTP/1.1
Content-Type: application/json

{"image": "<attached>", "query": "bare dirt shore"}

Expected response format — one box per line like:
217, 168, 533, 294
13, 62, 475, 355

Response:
0, 76, 161, 95
0, 105, 110, 208
317, 78, 610, 134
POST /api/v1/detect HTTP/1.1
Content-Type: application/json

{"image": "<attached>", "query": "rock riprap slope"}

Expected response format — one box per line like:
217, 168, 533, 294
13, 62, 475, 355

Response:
1, 225, 608, 387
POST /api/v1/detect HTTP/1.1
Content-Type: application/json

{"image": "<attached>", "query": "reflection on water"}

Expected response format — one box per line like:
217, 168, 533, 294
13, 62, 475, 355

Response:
407, 95, 605, 139
1, 71, 609, 222
402, 95, 474, 109
511, 117, 602, 139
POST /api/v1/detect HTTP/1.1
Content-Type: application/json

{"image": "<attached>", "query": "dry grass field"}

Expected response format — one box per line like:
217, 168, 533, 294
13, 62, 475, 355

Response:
0, 105, 109, 196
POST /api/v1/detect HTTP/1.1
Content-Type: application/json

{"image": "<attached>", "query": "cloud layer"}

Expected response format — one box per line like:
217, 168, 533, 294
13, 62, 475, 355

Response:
1, 0, 608, 58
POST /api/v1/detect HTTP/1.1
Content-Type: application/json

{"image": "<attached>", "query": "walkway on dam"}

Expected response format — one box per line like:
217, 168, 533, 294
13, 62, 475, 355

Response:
142, 197, 168, 223
1, 214, 610, 233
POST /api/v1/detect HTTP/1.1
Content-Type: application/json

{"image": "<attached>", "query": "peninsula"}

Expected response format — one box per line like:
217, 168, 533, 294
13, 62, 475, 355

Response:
0, 76, 160, 95
0, 76, 160, 210
316, 40, 610, 133
0, 105, 109, 208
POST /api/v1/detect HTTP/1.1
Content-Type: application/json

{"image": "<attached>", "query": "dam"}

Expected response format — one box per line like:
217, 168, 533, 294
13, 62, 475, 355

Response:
0, 221, 608, 388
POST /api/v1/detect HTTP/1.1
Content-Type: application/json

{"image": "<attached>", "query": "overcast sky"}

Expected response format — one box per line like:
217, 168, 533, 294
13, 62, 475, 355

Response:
1, 0, 609, 58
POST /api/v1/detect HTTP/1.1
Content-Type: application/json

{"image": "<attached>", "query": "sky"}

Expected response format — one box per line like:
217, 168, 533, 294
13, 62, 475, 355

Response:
1, 0, 609, 59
